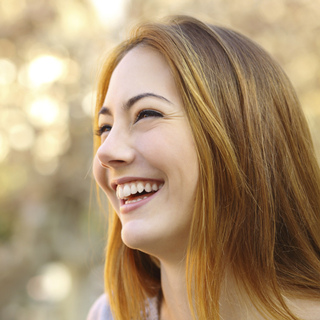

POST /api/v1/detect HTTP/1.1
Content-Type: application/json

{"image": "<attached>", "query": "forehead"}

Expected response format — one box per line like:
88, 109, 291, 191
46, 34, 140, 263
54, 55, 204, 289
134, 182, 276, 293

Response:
105, 46, 178, 105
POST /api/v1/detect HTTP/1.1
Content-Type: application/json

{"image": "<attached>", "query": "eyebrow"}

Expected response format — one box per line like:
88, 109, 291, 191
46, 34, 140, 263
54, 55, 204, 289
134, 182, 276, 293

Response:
98, 92, 172, 116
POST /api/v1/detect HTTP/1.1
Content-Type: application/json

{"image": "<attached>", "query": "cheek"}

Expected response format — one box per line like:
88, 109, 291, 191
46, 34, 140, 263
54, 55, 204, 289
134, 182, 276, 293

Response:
139, 126, 198, 168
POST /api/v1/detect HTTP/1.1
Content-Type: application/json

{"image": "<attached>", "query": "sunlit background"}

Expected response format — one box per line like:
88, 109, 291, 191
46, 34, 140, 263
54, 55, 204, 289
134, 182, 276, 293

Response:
0, 0, 319, 319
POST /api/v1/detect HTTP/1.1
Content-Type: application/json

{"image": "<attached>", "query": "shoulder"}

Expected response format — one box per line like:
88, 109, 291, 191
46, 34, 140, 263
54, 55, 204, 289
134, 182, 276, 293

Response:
87, 294, 114, 320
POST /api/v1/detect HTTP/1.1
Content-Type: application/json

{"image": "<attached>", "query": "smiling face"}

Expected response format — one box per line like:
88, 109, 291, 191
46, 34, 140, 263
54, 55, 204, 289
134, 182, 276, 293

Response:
93, 46, 199, 261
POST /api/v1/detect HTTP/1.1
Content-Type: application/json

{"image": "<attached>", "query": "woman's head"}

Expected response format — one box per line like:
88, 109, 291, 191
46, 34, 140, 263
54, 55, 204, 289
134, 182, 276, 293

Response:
94, 45, 199, 259
93, 15, 320, 320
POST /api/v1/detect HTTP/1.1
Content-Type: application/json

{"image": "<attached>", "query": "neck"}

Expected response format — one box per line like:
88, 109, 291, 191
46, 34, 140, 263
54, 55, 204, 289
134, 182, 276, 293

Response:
156, 261, 315, 320
159, 258, 193, 320
158, 262, 262, 320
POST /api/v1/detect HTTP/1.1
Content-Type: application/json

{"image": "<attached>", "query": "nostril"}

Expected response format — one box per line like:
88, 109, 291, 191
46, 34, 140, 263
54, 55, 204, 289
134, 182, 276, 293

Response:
99, 160, 109, 168
107, 159, 128, 168
99, 159, 127, 169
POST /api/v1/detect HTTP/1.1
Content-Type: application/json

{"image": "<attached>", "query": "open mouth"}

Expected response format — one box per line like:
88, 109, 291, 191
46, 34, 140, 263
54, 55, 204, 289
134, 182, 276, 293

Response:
116, 181, 163, 205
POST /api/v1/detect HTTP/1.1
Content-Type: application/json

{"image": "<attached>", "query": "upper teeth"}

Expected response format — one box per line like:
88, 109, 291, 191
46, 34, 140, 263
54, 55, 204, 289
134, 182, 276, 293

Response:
116, 181, 163, 200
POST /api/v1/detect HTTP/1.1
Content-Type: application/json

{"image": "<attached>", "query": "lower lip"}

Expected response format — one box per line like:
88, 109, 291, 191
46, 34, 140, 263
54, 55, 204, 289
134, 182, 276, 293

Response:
119, 188, 161, 214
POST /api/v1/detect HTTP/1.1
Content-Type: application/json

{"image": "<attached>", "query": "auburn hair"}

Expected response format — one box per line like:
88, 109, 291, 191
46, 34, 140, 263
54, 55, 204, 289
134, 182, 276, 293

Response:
94, 15, 320, 320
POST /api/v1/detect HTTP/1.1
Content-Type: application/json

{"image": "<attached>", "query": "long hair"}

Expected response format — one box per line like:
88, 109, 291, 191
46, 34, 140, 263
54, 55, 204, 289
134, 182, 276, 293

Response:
94, 15, 320, 320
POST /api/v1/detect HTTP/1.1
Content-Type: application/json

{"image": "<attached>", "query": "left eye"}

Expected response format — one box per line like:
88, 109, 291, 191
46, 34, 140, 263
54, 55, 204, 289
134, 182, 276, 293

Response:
135, 109, 163, 123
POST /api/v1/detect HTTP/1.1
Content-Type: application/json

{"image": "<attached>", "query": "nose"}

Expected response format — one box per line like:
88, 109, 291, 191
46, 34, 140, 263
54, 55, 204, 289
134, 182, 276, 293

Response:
96, 125, 135, 169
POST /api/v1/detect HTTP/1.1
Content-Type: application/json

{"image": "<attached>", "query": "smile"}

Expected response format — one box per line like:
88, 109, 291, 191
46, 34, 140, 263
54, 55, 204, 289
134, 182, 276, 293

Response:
116, 180, 164, 205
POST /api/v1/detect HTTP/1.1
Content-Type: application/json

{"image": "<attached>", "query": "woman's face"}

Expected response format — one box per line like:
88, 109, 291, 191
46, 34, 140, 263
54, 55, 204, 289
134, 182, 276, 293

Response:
93, 46, 199, 260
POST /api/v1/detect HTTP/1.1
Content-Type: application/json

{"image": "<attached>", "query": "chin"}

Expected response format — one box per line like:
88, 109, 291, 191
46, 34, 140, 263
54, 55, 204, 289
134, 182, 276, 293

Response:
121, 222, 150, 250
120, 221, 163, 256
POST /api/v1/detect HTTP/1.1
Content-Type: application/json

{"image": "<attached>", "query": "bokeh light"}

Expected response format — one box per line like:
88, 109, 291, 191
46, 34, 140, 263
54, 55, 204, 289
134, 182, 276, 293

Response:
0, 59, 17, 85
82, 91, 97, 117
28, 55, 66, 87
27, 262, 72, 302
26, 97, 68, 128
33, 157, 59, 176
56, 1, 89, 36
32, 127, 70, 161
90, 0, 128, 28
8, 123, 35, 151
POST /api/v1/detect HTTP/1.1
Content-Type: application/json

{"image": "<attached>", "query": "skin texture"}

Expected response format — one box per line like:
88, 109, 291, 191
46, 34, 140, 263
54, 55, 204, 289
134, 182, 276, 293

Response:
93, 46, 199, 263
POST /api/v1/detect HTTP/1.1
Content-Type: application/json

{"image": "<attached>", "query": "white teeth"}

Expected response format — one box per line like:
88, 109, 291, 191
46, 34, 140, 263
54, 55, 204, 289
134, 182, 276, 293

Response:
125, 196, 148, 204
116, 181, 164, 200
118, 187, 124, 199
123, 184, 131, 197
137, 182, 144, 193
126, 198, 142, 204
131, 184, 137, 194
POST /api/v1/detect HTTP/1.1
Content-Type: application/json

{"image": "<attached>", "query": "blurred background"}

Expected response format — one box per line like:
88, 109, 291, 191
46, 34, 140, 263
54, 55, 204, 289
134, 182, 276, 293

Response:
0, 0, 319, 319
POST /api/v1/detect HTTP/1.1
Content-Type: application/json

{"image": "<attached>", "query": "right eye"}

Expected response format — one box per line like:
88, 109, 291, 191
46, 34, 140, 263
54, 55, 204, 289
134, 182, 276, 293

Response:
95, 124, 112, 137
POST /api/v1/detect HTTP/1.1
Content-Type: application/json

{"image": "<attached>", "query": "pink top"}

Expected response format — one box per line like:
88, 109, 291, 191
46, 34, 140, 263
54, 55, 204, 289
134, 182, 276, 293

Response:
87, 294, 159, 320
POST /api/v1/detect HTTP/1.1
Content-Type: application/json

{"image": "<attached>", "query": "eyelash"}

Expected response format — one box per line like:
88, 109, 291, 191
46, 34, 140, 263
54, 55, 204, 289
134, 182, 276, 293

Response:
95, 124, 112, 137
95, 109, 163, 137
134, 109, 163, 123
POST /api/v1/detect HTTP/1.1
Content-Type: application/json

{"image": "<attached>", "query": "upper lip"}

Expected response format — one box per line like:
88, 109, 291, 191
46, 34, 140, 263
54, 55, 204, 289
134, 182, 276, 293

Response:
110, 177, 164, 191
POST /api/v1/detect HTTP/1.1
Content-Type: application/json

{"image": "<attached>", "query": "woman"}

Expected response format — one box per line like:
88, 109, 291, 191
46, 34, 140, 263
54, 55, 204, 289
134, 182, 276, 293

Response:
89, 15, 320, 320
